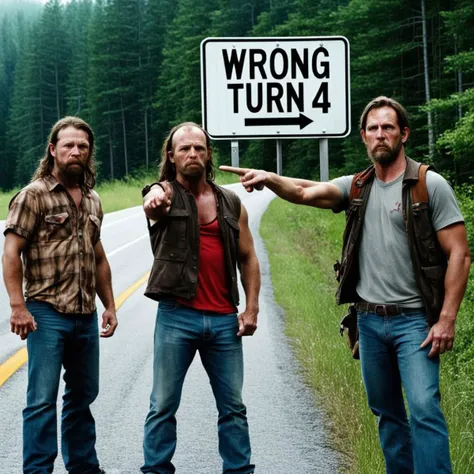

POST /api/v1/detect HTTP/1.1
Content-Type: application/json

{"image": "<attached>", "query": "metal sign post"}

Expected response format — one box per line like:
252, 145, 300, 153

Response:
276, 140, 283, 176
319, 138, 328, 182
231, 141, 239, 168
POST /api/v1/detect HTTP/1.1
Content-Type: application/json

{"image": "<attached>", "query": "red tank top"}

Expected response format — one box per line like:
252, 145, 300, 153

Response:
177, 217, 237, 314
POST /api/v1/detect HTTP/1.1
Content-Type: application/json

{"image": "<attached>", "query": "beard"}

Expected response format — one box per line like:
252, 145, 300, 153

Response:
180, 162, 206, 181
58, 162, 86, 186
368, 138, 403, 165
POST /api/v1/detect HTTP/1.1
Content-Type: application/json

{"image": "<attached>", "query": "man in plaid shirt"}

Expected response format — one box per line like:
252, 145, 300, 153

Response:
2, 116, 117, 474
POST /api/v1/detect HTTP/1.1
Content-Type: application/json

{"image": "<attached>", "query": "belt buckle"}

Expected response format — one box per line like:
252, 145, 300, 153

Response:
375, 304, 387, 316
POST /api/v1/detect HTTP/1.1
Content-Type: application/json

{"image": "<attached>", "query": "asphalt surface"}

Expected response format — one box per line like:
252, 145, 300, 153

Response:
0, 184, 341, 473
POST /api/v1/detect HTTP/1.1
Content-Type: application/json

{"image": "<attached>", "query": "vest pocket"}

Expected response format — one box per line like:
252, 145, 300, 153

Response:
162, 212, 188, 249
152, 250, 186, 290
224, 216, 240, 230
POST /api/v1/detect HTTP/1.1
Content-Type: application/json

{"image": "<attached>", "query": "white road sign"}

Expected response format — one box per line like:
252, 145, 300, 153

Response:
201, 36, 350, 140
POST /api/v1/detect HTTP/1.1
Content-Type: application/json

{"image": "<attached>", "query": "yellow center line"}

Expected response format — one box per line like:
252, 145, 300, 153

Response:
0, 347, 28, 389
114, 272, 150, 311
0, 271, 150, 389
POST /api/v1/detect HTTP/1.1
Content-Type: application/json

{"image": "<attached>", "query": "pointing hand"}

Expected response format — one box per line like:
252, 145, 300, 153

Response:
219, 166, 268, 192
144, 182, 173, 216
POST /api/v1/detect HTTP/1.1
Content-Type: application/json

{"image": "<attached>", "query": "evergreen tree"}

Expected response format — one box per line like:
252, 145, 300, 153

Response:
7, 0, 72, 185
140, 0, 178, 171
428, 0, 474, 183
155, 0, 219, 140
65, 0, 94, 117
87, 0, 144, 179
1, 0, 473, 188
0, 15, 18, 189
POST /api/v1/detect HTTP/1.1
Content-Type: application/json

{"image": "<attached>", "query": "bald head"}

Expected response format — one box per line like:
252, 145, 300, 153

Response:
159, 122, 215, 182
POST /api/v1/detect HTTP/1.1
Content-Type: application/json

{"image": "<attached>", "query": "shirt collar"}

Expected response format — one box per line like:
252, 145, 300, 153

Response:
44, 174, 63, 192
44, 174, 90, 196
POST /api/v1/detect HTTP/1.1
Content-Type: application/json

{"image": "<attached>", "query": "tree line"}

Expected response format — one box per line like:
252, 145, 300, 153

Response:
0, 0, 473, 191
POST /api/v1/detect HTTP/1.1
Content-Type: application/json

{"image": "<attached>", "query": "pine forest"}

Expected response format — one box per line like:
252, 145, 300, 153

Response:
0, 0, 473, 191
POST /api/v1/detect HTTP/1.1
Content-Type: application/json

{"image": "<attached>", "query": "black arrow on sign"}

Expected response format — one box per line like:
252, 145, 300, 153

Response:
245, 113, 313, 130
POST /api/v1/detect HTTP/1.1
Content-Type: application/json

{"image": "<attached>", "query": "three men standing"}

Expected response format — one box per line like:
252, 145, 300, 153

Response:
1, 97, 470, 474
141, 122, 260, 474
3, 117, 117, 474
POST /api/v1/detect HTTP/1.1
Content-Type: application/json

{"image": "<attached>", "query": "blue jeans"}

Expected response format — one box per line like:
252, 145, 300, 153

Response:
358, 310, 452, 474
24, 301, 101, 474
142, 300, 254, 474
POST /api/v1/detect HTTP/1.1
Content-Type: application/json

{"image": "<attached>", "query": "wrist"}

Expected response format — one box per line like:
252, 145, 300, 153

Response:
439, 311, 457, 323
10, 300, 26, 310
245, 304, 259, 314
267, 172, 277, 185
154, 181, 172, 195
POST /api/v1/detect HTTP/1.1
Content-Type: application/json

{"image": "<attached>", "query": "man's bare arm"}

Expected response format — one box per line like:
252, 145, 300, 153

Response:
420, 222, 471, 357
94, 240, 118, 338
236, 204, 260, 336
2, 232, 37, 339
219, 166, 342, 209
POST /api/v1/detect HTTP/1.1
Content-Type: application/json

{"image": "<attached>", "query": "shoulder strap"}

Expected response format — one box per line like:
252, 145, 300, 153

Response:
349, 166, 375, 203
411, 164, 430, 204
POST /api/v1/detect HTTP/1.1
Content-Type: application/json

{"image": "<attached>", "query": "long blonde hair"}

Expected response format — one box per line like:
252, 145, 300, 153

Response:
32, 116, 96, 189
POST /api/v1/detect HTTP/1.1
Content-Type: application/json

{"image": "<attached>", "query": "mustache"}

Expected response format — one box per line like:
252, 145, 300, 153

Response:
66, 161, 85, 169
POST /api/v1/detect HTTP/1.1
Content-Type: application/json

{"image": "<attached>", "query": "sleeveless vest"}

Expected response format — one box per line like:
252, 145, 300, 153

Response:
143, 180, 241, 306
335, 157, 447, 326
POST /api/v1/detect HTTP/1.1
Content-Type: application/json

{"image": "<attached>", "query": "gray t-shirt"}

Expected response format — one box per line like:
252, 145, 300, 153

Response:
332, 170, 464, 306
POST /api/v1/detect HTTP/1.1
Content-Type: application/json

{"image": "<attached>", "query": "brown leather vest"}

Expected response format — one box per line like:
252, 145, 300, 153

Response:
335, 157, 447, 325
143, 180, 241, 306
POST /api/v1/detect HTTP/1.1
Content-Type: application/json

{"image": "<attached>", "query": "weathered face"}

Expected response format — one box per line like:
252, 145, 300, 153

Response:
169, 126, 211, 181
50, 126, 90, 181
361, 106, 409, 165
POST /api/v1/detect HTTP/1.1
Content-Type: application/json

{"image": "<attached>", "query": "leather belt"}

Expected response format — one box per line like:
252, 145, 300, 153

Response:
355, 301, 424, 316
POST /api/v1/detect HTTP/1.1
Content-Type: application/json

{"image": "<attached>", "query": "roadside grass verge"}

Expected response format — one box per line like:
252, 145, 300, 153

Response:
0, 192, 16, 220
0, 170, 237, 219
96, 172, 156, 214
260, 197, 474, 474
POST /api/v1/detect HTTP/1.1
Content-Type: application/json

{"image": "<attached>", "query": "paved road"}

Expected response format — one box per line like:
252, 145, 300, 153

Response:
0, 184, 341, 473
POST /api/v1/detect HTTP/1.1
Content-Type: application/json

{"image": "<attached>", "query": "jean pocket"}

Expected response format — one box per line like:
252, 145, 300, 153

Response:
402, 313, 429, 332
158, 299, 178, 312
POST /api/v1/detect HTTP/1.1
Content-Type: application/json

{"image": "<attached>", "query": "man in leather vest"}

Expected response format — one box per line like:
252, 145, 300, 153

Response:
220, 97, 471, 474
140, 122, 260, 474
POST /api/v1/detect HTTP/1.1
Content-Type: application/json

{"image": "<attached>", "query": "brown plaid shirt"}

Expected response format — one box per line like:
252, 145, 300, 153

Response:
4, 175, 103, 314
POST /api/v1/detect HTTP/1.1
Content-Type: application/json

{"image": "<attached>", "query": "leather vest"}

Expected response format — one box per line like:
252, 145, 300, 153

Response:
335, 157, 447, 325
143, 180, 241, 306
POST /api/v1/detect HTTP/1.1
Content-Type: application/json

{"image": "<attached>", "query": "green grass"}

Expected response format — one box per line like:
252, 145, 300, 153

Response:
96, 173, 156, 214
0, 190, 17, 219
260, 198, 474, 473
0, 169, 237, 219
214, 169, 240, 185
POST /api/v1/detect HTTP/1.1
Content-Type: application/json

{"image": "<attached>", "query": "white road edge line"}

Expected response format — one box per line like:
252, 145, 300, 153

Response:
106, 233, 149, 258
102, 212, 143, 229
